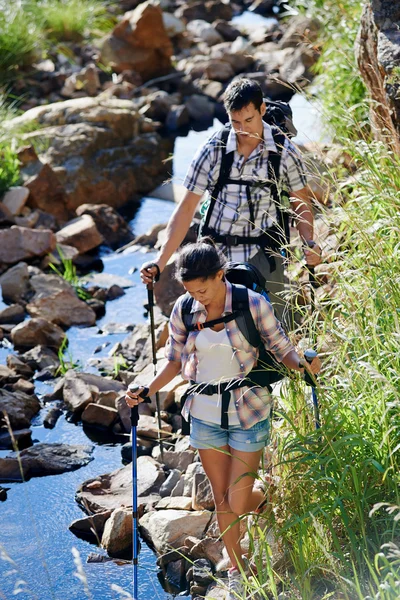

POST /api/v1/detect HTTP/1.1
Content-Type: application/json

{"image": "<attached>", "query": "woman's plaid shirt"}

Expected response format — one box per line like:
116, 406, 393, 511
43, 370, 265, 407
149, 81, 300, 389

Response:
165, 281, 294, 430
183, 121, 308, 262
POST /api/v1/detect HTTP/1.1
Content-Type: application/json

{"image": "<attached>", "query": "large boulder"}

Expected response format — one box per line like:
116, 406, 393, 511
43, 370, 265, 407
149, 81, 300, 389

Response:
0, 443, 93, 482
0, 227, 56, 265
355, 0, 400, 151
76, 457, 165, 513
27, 289, 96, 327
0, 389, 40, 431
139, 509, 212, 554
5, 97, 172, 211
0, 262, 30, 303
101, 2, 173, 80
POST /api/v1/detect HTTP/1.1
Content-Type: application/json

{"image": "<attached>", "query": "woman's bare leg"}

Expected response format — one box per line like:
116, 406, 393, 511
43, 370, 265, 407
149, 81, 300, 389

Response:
199, 446, 264, 570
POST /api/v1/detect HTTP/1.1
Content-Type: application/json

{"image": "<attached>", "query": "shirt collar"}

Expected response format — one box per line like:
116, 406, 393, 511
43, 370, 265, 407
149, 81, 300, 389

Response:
190, 280, 233, 315
226, 120, 277, 155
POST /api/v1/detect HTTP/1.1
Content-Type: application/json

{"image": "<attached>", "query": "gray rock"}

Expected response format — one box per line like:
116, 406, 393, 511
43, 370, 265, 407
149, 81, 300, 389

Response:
0, 428, 33, 450
0, 388, 40, 430
1, 186, 29, 216
192, 472, 215, 511
43, 406, 63, 429
75, 204, 134, 249
81, 404, 118, 429
139, 509, 212, 554
0, 304, 25, 324
0, 442, 93, 482
0, 262, 30, 303
55, 215, 104, 254
101, 507, 132, 558
76, 456, 165, 513
27, 289, 96, 328
20, 345, 59, 372
159, 469, 182, 497
193, 558, 214, 586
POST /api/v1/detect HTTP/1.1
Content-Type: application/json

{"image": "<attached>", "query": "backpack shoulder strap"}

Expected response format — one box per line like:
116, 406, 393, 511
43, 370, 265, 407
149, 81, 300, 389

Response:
202, 124, 234, 231
231, 284, 261, 348
181, 293, 195, 330
268, 126, 290, 245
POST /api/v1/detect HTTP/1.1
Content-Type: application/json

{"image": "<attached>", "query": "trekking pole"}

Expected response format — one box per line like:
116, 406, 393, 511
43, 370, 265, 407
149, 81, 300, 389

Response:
303, 348, 320, 430
129, 387, 151, 600
147, 281, 164, 461
308, 266, 316, 314
130, 403, 140, 600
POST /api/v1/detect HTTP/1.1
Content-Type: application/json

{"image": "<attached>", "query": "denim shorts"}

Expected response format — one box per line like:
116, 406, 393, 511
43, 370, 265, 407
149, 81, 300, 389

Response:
189, 416, 270, 452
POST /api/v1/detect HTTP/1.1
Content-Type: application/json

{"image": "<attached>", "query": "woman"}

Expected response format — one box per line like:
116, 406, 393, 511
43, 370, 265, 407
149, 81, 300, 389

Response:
125, 238, 320, 599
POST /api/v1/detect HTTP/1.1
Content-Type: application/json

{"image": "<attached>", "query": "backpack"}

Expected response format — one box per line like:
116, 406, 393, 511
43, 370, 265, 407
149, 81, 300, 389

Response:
181, 261, 288, 391
198, 100, 295, 263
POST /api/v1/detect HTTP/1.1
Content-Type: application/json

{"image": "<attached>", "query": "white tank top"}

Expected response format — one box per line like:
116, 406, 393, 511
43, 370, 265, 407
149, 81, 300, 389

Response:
190, 327, 241, 426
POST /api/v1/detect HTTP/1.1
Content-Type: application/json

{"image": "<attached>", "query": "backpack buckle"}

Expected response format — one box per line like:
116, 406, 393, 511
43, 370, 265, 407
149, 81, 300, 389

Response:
194, 322, 204, 330
225, 235, 239, 246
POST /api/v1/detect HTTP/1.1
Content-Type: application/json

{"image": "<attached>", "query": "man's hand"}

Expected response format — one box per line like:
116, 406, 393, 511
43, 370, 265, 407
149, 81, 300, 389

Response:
140, 262, 160, 285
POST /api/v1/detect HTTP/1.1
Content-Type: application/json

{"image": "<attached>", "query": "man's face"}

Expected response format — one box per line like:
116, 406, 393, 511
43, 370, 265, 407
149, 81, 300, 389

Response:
228, 101, 266, 140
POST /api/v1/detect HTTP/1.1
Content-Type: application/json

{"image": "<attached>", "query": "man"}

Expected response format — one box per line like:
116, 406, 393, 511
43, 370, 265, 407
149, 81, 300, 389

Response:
141, 78, 321, 320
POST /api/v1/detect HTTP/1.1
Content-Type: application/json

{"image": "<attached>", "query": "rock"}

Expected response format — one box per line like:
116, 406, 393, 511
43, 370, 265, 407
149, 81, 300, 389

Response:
153, 254, 185, 316
193, 558, 214, 586
185, 95, 215, 122
7, 98, 172, 211
162, 13, 186, 37
213, 20, 240, 42
205, 60, 235, 82
81, 404, 119, 429
192, 472, 215, 511
0, 428, 33, 450
175, 1, 233, 23
63, 375, 98, 415
279, 45, 318, 88
153, 448, 195, 473
23, 159, 71, 223
101, 507, 132, 558
43, 244, 80, 268
0, 202, 14, 226
0, 364, 16, 385
55, 215, 104, 254
101, 2, 173, 80
61, 64, 101, 98
0, 442, 93, 482
0, 389, 40, 430
355, 0, 400, 151
279, 16, 321, 49
159, 469, 182, 498
27, 289, 96, 327
1, 186, 30, 215
75, 204, 133, 249
204, 582, 225, 599
136, 414, 173, 440
0, 304, 25, 324
190, 537, 225, 565
43, 406, 63, 429
76, 457, 165, 513
139, 509, 212, 554
187, 20, 223, 45
20, 345, 59, 372
69, 510, 112, 543
0, 227, 56, 265
11, 379, 35, 395
156, 496, 193, 510
11, 318, 66, 349
157, 546, 190, 567
6, 355, 34, 379
0, 486, 7, 501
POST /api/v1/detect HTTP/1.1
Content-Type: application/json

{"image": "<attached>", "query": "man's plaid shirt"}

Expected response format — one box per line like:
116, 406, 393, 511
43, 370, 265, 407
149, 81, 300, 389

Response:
165, 281, 294, 430
183, 121, 308, 261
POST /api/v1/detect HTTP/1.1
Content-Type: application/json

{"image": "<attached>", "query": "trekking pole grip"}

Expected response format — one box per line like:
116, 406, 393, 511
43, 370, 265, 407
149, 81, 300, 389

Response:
303, 348, 318, 387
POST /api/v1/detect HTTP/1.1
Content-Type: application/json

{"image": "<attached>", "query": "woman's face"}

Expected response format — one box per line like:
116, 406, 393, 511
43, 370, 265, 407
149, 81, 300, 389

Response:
182, 271, 224, 306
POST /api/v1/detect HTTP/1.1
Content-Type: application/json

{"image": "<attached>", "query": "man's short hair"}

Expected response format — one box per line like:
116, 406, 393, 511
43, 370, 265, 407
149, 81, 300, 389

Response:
223, 78, 264, 113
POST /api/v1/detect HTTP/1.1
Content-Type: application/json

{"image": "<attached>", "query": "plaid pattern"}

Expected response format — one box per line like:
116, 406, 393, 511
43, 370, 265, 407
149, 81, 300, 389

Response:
165, 281, 294, 430
183, 121, 308, 261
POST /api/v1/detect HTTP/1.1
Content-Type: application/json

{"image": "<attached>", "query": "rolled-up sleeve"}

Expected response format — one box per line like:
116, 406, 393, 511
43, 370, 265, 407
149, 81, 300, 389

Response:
164, 297, 189, 363
249, 293, 293, 361
183, 139, 214, 195
281, 141, 308, 193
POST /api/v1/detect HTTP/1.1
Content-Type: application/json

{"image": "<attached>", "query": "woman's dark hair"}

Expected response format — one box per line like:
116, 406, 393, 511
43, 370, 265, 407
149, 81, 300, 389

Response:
175, 237, 227, 282
223, 78, 264, 113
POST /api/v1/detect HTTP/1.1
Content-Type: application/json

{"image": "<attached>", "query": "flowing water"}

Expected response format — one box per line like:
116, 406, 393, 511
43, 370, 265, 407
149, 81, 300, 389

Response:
0, 14, 326, 598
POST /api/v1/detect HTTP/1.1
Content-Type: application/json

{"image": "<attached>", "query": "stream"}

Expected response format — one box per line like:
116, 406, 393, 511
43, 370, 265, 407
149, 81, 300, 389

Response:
0, 14, 326, 598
